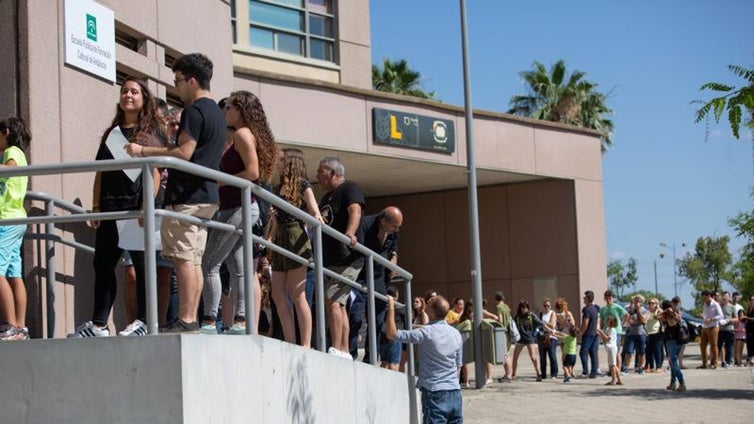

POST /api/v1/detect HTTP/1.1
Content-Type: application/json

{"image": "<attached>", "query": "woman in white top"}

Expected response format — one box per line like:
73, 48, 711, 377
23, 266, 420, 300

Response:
538, 298, 559, 379
645, 297, 664, 372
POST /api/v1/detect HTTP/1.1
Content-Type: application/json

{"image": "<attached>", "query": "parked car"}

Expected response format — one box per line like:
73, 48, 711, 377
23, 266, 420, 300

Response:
681, 312, 703, 342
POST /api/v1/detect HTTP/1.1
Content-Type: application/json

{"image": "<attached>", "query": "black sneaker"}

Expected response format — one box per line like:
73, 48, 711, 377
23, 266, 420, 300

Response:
160, 319, 199, 334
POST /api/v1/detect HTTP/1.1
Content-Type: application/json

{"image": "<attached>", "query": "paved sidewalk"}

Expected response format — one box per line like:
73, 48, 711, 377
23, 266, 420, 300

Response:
461, 343, 754, 423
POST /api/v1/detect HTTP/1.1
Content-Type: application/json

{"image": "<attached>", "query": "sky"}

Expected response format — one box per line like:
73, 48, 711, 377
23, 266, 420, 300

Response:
370, 0, 754, 305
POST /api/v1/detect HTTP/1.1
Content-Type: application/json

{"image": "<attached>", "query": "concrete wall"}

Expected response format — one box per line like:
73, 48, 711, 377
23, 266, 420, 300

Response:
0, 335, 415, 424
367, 178, 606, 312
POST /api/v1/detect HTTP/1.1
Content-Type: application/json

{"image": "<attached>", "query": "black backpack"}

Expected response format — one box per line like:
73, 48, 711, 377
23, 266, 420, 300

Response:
253, 181, 273, 236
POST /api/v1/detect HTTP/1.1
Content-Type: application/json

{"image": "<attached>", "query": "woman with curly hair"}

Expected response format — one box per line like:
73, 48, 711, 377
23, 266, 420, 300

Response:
269, 148, 322, 347
70, 76, 165, 337
200, 90, 278, 334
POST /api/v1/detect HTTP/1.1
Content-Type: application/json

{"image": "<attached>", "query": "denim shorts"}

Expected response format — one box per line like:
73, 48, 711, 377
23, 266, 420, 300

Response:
0, 224, 26, 277
380, 339, 401, 365
623, 334, 647, 355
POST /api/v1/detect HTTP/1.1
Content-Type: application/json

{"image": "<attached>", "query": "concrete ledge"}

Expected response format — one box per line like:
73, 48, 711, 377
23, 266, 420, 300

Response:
0, 335, 416, 423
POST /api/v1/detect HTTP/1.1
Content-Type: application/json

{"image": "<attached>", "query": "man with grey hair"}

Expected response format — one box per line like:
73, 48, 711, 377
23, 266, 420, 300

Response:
317, 156, 365, 358
623, 294, 648, 374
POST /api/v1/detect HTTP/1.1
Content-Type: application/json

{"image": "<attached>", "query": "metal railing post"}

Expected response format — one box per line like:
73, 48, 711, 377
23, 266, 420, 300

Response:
142, 164, 158, 334
45, 200, 56, 339
405, 280, 415, 376
314, 224, 326, 352
242, 186, 256, 335
366, 256, 377, 365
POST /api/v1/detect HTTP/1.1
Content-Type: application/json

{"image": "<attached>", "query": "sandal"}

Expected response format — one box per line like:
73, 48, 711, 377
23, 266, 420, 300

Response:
604, 382, 616, 386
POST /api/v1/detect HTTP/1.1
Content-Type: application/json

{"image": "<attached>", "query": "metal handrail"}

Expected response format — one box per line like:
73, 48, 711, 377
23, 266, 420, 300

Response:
2, 156, 413, 370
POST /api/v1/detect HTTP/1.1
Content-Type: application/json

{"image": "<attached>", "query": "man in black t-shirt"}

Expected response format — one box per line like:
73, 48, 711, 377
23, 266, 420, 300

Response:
579, 290, 601, 377
126, 53, 225, 332
316, 156, 365, 357
348, 206, 402, 361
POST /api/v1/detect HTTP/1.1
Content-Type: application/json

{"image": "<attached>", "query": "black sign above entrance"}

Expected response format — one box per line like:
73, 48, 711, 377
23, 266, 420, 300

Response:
372, 108, 455, 154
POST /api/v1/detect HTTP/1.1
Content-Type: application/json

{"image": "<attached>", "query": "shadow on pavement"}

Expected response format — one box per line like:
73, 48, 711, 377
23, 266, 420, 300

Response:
580, 387, 754, 400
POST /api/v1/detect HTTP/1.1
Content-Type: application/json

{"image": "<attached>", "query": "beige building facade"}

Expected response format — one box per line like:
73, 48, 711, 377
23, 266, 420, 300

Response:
1, 0, 606, 338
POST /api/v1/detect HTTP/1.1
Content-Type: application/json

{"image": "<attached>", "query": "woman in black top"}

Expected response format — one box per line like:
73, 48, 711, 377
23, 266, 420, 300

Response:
511, 300, 546, 381
70, 77, 165, 337
660, 300, 686, 392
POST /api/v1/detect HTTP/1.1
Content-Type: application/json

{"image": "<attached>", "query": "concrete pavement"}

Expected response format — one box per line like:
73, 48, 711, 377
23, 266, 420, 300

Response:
461, 342, 754, 423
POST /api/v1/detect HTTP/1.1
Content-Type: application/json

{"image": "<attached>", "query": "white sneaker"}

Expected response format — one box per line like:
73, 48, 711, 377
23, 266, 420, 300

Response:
200, 323, 219, 335
119, 319, 148, 337
68, 321, 109, 338
328, 347, 352, 359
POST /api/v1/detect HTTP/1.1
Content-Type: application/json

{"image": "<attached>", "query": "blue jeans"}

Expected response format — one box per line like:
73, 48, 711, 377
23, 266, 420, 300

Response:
579, 334, 600, 376
646, 333, 664, 370
201, 205, 259, 321
539, 338, 559, 378
717, 330, 734, 365
667, 339, 684, 385
421, 389, 462, 424
348, 290, 387, 361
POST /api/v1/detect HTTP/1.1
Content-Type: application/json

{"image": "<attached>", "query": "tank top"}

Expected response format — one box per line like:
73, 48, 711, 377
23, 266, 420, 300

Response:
218, 143, 254, 210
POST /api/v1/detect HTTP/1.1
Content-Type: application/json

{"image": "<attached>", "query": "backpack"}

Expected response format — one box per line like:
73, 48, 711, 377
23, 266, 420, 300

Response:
253, 181, 273, 236
508, 318, 521, 343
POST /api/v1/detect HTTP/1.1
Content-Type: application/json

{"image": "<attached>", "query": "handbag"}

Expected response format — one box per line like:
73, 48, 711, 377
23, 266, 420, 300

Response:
537, 328, 551, 348
508, 319, 521, 343
679, 323, 690, 345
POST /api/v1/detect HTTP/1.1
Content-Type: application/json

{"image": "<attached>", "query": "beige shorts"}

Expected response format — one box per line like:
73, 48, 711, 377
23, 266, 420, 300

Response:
325, 258, 364, 306
161, 203, 218, 265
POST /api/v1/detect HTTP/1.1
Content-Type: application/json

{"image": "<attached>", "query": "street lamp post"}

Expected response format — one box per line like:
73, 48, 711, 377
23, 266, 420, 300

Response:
660, 242, 686, 298
653, 260, 658, 296
458, 0, 486, 390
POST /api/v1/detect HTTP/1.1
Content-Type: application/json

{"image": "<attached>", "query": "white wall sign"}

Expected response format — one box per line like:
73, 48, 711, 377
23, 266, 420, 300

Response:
64, 0, 116, 82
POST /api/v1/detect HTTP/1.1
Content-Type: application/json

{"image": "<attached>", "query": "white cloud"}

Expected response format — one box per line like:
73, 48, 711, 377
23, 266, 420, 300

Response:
609, 251, 627, 261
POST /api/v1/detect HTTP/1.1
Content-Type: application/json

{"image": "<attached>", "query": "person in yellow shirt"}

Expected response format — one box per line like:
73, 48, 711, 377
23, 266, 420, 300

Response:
0, 117, 31, 341
445, 297, 465, 325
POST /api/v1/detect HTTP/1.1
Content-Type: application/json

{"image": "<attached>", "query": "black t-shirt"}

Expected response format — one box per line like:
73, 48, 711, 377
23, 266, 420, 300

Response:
164, 97, 226, 205
581, 304, 600, 336
319, 180, 365, 266
96, 126, 166, 211
357, 213, 400, 295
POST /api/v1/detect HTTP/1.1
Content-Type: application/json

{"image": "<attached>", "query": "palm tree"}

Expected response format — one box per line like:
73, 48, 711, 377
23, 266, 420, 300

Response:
694, 64, 754, 140
372, 58, 435, 99
508, 60, 614, 151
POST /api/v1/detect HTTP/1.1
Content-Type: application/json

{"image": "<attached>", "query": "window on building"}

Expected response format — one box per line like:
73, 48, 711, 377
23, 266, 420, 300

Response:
239, 0, 336, 63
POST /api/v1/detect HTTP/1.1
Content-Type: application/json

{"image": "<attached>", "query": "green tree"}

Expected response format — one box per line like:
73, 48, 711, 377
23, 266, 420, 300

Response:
694, 64, 754, 140
729, 209, 754, 298
372, 58, 435, 99
620, 290, 665, 304
508, 59, 614, 151
607, 257, 638, 299
677, 236, 735, 307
